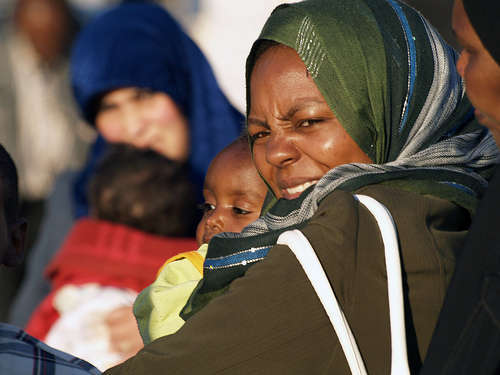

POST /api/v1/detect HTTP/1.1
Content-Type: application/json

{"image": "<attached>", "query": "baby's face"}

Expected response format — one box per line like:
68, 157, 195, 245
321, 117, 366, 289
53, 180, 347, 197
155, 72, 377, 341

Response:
196, 147, 267, 245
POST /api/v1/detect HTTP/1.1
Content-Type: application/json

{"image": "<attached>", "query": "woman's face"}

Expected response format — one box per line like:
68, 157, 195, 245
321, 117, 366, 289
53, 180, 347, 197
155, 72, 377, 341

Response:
95, 87, 190, 161
248, 45, 372, 200
452, 0, 500, 144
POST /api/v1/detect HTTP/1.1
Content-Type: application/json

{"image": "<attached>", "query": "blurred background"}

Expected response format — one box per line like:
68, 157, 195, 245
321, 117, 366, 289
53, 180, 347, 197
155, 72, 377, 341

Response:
0, 0, 302, 323
0, 0, 457, 322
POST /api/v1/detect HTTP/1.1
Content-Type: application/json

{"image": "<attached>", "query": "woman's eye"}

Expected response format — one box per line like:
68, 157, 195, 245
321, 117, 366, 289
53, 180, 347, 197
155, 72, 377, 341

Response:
198, 203, 215, 213
97, 102, 116, 114
233, 207, 251, 215
298, 119, 322, 128
134, 89, 154, 100
249, 131, 270, 142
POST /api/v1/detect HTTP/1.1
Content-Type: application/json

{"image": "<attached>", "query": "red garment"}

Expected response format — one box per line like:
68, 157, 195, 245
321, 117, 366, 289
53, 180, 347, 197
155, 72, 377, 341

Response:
25, 218, 198, 340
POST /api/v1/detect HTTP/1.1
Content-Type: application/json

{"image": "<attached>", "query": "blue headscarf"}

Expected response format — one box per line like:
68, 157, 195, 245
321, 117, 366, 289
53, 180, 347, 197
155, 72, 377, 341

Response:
70, 2, 244, 217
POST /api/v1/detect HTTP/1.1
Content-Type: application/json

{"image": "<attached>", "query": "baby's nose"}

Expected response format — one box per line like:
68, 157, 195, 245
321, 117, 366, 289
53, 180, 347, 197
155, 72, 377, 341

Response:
206, 210, 225, 233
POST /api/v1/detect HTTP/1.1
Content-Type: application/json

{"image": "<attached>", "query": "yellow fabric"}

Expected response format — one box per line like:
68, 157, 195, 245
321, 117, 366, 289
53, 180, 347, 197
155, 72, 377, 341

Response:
133, 244, 207, 345
155, 249, 205, 278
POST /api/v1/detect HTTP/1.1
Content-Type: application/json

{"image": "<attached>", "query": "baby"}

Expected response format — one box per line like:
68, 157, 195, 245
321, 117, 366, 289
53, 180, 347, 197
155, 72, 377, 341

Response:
134, 136, 267, 344
196, 136, 267, 244
25, 146, 199, 370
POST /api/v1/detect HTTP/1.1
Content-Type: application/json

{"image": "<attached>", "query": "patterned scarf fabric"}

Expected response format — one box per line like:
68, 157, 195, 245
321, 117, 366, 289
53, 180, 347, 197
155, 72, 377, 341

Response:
182, 0, 500, 317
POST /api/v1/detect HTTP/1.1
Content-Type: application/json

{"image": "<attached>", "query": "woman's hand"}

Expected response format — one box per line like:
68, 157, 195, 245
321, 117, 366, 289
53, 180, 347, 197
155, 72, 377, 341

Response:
104, 305, 144, 360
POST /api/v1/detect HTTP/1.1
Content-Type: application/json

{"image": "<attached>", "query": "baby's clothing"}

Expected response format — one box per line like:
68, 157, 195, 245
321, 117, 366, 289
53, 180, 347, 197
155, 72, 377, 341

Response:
45, 284, 137, 371
25, 218, 198, 370
133, 244, 207, 344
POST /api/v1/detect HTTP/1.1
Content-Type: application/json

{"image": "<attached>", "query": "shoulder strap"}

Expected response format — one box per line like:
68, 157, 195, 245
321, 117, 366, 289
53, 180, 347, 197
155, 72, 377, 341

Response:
277, 194, 410, 375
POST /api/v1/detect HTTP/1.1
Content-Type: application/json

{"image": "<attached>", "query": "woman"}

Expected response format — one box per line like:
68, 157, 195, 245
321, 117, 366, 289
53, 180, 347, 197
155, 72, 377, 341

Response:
11, 2, 242, 328
105, 0, 499, 374
70, 2, 244, 217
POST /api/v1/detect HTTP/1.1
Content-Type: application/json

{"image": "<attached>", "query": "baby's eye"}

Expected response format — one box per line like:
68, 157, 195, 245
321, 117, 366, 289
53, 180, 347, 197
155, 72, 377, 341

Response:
198, 203, 215, 213
233, 207, 251, 215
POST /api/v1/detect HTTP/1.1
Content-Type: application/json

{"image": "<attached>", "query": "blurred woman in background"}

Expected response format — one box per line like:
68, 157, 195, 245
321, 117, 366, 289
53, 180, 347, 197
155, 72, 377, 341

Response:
10, 1, 243, 328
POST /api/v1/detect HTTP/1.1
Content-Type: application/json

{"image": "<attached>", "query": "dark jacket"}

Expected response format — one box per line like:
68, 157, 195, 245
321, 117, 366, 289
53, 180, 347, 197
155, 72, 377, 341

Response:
421, 167, 500, 375
105, 185, 470, 374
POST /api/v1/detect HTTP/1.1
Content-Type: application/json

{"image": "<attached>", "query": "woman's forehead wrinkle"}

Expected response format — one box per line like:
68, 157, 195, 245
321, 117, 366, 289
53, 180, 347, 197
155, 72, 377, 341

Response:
247, 117, 268, 128
278, 99, 325, 121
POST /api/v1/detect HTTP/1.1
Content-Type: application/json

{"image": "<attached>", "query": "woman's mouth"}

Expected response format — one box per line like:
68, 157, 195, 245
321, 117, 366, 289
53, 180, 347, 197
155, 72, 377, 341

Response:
281, 180, 318, 199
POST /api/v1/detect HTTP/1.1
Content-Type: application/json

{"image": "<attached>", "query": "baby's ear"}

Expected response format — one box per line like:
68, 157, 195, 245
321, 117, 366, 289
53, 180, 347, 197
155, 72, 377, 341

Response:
3, 218, 27, 267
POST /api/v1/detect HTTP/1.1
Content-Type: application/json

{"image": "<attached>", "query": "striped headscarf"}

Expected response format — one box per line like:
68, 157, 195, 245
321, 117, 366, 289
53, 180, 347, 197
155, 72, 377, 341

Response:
182, 0, 500, 316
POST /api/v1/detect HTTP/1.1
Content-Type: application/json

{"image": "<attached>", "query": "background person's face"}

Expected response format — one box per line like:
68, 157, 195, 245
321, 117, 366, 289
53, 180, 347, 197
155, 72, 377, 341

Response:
16, 0, 70, 63
95, 88, 190, 161
247, 46, 372, 200
452, 0, 500, 145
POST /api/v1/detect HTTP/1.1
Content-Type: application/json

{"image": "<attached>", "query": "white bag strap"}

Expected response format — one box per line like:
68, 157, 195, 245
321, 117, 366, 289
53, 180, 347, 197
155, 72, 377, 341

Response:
276, 194, 410, 375
277, 229, 367, 375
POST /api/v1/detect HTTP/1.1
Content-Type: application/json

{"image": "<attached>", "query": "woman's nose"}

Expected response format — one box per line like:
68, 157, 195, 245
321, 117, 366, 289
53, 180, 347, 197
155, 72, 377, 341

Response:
123, 106, 147, 138
265, 132, 300, 168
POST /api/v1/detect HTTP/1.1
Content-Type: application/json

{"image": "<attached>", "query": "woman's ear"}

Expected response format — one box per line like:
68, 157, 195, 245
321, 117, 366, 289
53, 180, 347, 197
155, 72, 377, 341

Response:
3, 218, 27, 267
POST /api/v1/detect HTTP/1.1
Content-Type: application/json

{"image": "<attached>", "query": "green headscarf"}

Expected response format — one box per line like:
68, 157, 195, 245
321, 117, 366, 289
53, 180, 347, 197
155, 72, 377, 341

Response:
245, 0, 497, 211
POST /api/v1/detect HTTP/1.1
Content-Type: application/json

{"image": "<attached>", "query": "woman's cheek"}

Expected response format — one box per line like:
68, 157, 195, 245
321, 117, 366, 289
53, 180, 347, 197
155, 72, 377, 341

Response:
149, 94, 182, 123
97, 119, 126, 144
160, 117, 190, 160
312, 136, 336, 161
252, 145, 273, 185
111, 126, 129, 143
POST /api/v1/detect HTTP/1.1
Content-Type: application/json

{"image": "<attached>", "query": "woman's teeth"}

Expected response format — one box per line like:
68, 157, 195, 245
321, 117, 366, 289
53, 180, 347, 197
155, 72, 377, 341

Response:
285, 180, 318, 196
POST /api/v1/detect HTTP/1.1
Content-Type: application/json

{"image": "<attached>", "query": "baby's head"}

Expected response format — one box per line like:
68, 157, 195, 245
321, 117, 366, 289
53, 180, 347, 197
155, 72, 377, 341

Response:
89, 145, 198, 237
196, 137, 267, 245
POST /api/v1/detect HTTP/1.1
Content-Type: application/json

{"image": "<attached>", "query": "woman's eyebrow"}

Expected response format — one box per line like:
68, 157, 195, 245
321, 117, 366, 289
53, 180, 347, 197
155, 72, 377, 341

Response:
282, 98, 325, 119
248, 98, 326, 124
247, 117, 269, 128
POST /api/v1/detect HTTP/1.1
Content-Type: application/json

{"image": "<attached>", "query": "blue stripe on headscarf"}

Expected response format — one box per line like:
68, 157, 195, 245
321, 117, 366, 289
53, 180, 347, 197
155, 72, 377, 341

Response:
439, 181, 477, 197
386, 0, 417, 133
